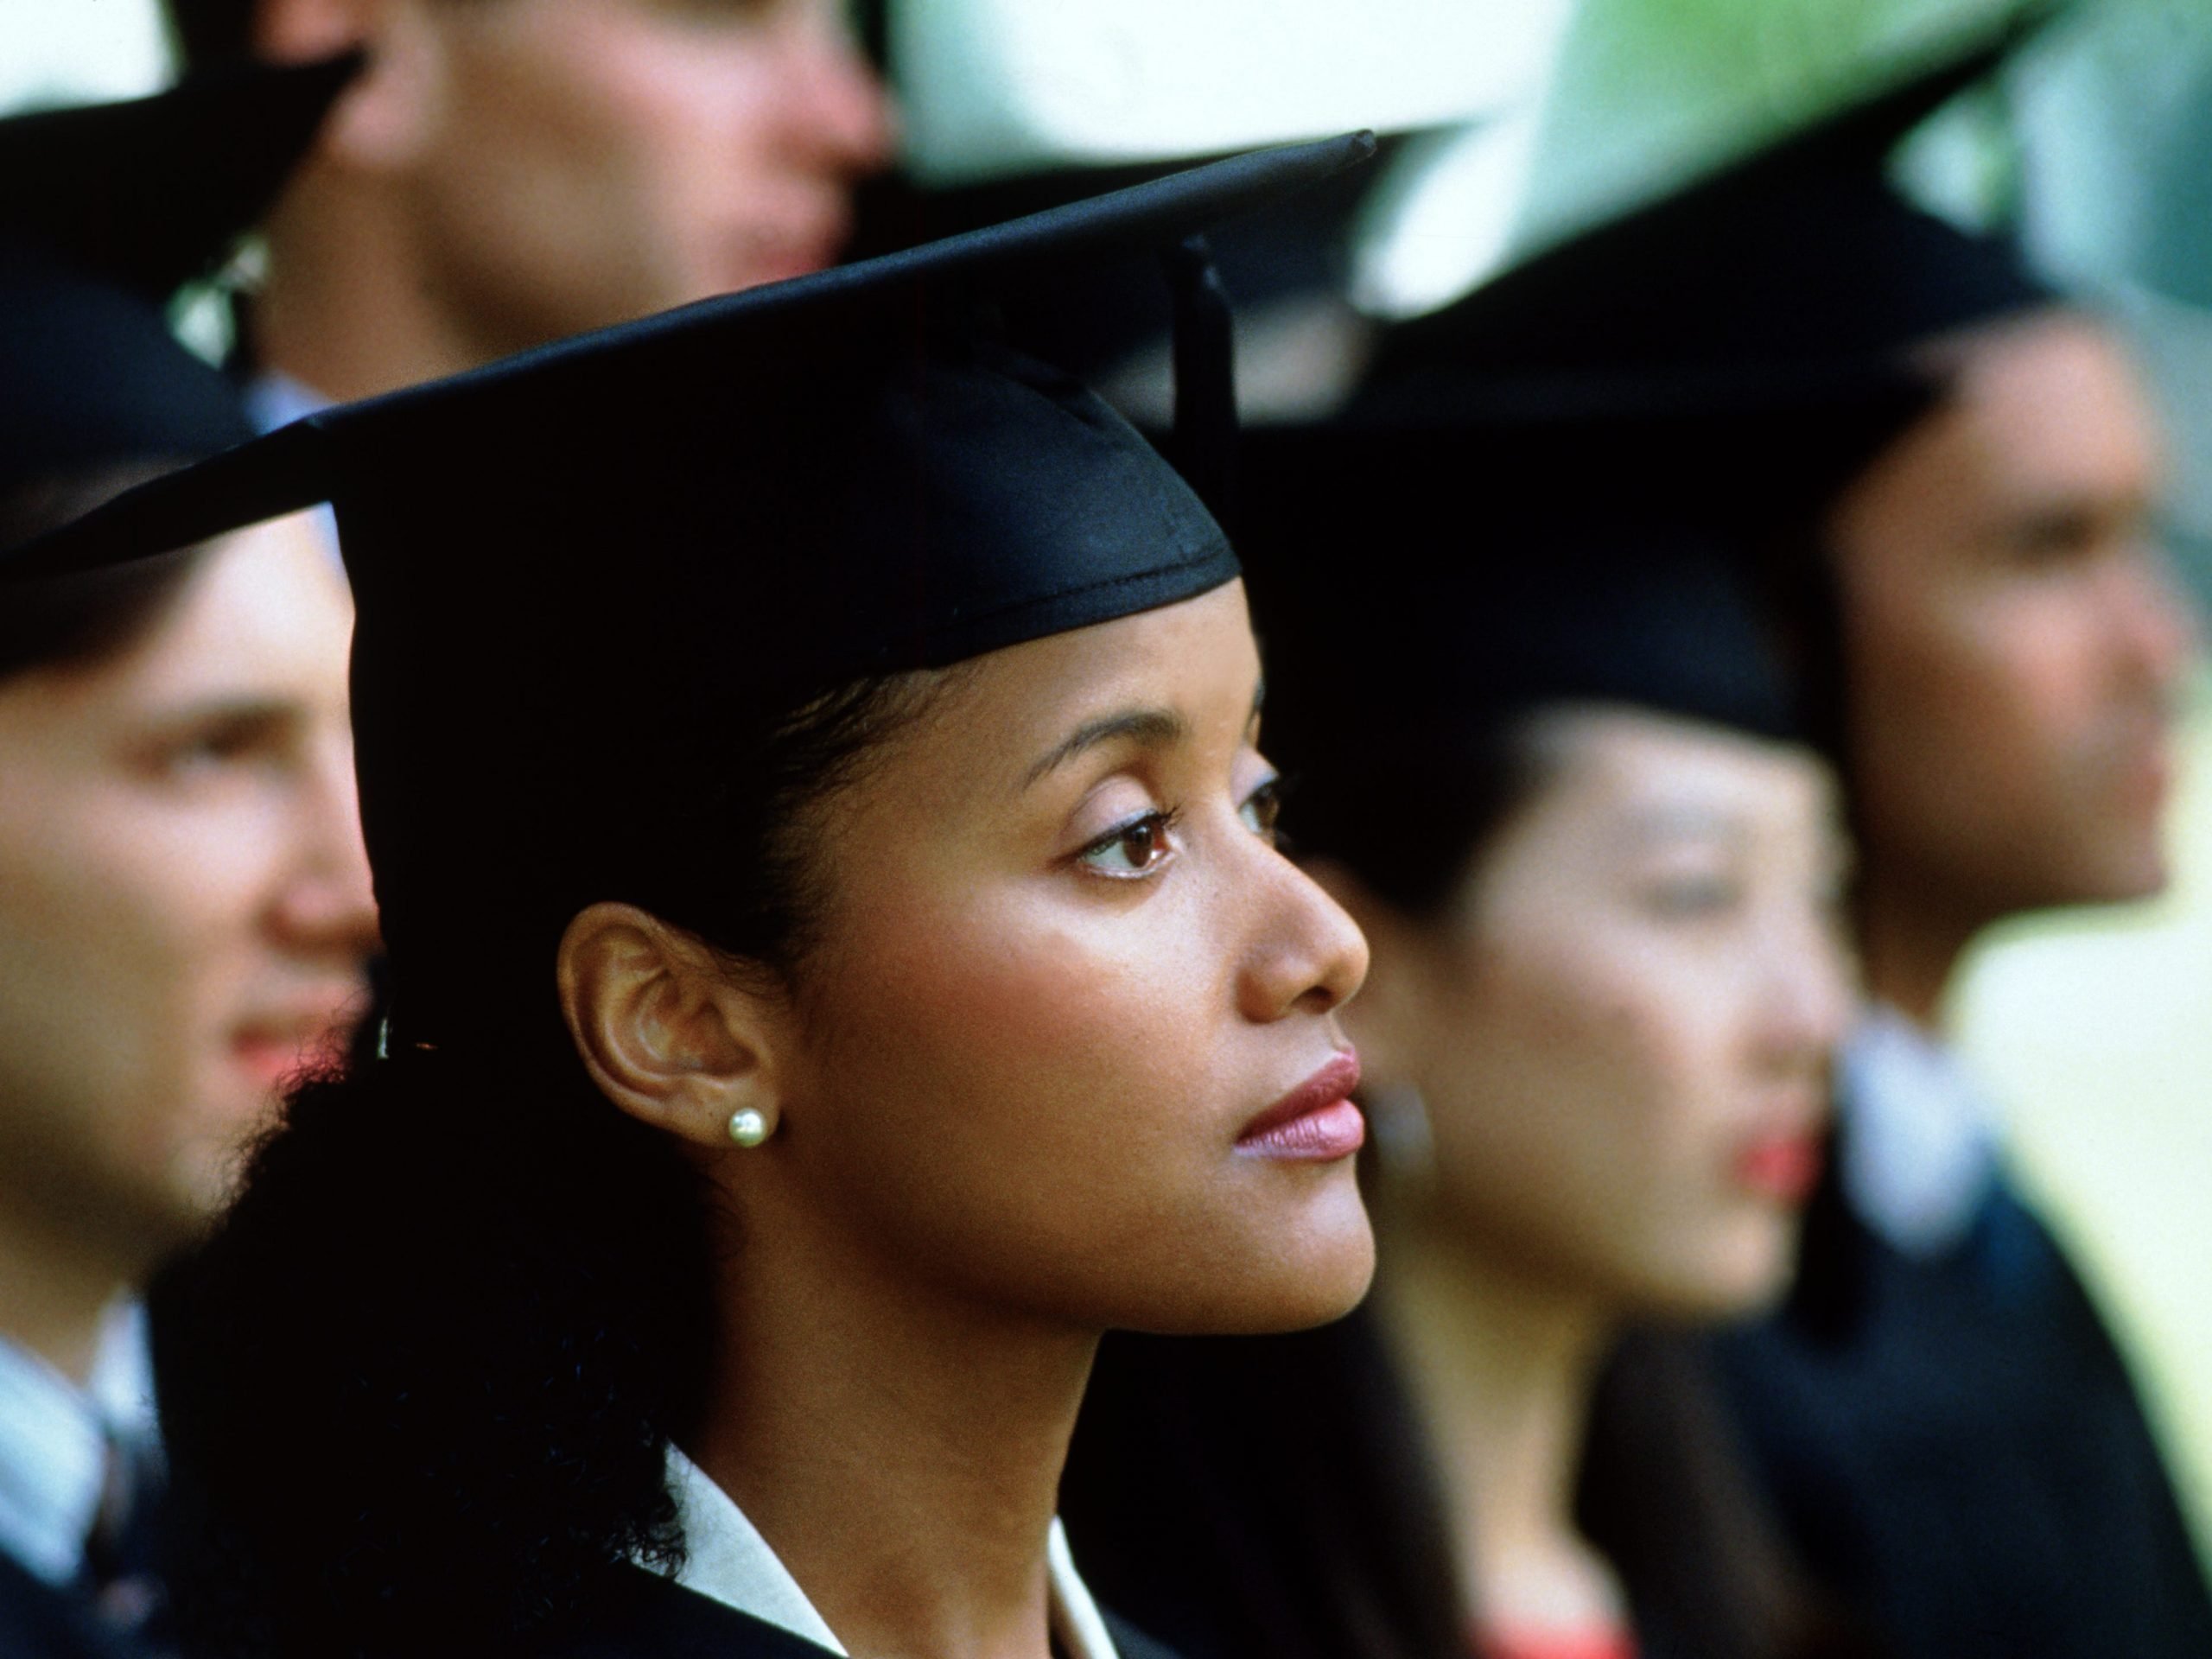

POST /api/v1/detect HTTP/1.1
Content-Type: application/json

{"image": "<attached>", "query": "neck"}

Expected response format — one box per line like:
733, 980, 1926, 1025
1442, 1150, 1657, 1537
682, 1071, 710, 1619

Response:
0, 1201, 136, 1385
1854, 866, 1983, 1030
690, 1197, 1093, 1659
255, 179, 506, 403
1377, 1215, 1623, 1634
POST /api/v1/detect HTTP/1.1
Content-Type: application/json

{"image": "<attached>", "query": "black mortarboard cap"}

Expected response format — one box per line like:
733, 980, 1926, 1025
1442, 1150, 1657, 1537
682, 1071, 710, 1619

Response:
0, 54, 359, 508
11, 133, 1375, 1036
1242, 419, 1811, 911
1245, 422, 1802, 750
1357, 9, 2057, 426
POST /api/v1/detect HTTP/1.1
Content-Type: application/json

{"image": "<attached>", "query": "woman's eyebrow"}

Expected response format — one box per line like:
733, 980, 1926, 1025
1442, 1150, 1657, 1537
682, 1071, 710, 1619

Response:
1023, 706, 1187, 790
1624, 804, 1751, 846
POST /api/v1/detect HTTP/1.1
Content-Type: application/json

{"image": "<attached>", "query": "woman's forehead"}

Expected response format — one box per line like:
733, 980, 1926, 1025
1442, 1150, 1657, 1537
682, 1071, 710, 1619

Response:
1520, 709, 1828, 834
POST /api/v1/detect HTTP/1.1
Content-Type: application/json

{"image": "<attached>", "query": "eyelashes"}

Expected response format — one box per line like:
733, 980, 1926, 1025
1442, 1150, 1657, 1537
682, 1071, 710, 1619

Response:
1077, 806, 1185, 878
1073, 772, 1287, 881
1240, 774, 1286, 844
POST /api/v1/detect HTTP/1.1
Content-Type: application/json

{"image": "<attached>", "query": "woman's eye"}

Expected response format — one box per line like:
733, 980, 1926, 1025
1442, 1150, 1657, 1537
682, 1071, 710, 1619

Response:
1077, 810, 1180, 879
1238, 777, 1284, 844
1643, 874, 1743, 918
153, 721, 264, 780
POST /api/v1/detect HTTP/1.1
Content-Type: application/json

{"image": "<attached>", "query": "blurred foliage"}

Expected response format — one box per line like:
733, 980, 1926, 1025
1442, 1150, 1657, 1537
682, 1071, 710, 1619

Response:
1513, 0, 2027, 253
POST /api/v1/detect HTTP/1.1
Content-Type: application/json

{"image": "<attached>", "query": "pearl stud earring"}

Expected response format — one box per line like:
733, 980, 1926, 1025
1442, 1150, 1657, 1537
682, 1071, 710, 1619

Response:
727, 1107, 773, 1148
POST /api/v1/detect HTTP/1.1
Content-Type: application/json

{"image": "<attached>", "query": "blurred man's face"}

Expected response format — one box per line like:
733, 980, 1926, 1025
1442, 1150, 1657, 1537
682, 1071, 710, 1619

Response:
0, 518, 378, 1273
1828, 312, 2196, 927
357, 0, 893, 356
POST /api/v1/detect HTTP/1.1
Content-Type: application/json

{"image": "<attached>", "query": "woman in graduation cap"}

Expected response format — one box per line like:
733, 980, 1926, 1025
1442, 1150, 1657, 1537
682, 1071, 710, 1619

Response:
0, 60, 375, 1657
9, 137, 1382, 1658
1061, 417, 1868, 1659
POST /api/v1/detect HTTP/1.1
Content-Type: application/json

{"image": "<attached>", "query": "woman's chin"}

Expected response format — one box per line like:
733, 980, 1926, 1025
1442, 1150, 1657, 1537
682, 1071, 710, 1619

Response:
1134, 1180, 1378, 1337
1627, 1227, 1801, 1325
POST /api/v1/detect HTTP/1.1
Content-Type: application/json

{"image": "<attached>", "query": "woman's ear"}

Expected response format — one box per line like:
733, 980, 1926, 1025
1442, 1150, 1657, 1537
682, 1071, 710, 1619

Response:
556, 903, 786, 1152
1300, 858, 1433, 1090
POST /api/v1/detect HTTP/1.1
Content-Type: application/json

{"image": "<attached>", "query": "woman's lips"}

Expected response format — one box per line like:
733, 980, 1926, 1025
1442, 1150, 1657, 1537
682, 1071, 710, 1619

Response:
1237, 1050, 1364, 1162
230, 1006, 353, 1089
1734, 1130, 1825, 1205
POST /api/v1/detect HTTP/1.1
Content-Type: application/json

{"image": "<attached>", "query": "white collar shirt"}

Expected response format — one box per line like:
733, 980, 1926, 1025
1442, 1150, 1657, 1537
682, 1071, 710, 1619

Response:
0, 1302, 154, 1587
1837, 1003, 2004, 1258
664, 1448, 1122, 1659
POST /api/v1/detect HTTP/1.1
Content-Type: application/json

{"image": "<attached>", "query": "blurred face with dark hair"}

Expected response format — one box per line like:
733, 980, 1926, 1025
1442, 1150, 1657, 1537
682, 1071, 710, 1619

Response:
1829, 312, 2196, 969
1342, 709, 1853, 1319
253, 0, 894, 386
0, 515, 378, 1300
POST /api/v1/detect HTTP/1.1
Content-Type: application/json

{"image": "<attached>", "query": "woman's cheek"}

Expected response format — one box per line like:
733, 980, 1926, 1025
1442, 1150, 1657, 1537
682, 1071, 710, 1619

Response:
821, 887, 1191, 1146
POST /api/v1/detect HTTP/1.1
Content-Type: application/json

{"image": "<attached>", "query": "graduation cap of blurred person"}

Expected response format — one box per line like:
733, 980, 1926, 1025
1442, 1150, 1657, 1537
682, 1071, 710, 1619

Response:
1354, 5, 2061, 434
1244, 423, 1806, 753
1241, 417, 1815, 914
9, 130, 1376, 1037
0, 53, 360, 513
1232, 7, 2075, 850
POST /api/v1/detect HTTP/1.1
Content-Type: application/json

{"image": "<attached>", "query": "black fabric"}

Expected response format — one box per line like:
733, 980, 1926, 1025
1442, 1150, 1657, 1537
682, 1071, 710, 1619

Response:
1239, 420, 1812, 761
1715, 1159, 2212, 1659
1103, 1611, 1185, 1659
1063, 1312, 1465, 1659
11, 131, 1375, 581
1357, 6, 2055, 426
0, 239, 256, 505
0, 55, 356, 508
530, 1566, 1184, 1659
535, 1570, 839, 1659
0, 1548, 159, 1659
0, 53, 356, 302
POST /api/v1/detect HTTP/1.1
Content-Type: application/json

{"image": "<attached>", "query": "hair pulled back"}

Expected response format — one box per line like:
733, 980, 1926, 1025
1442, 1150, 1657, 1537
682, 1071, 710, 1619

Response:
153, 666, 951, 1657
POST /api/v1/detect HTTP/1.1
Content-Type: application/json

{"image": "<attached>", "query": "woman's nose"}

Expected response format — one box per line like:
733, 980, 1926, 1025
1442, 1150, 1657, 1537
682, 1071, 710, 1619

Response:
1757, 906, 1857, 1063
778, 11, 899, 174
1237, 852, 1370, 1025
270, 736, 379, 959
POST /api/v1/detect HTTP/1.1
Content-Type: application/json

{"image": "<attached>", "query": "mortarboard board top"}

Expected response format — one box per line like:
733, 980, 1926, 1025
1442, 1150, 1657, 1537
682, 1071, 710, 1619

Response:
8, 132, 1376, 1042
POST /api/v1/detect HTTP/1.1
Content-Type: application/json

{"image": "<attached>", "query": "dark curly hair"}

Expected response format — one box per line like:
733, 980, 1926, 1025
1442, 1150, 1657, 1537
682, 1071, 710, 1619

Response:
151, 666, 957, 1658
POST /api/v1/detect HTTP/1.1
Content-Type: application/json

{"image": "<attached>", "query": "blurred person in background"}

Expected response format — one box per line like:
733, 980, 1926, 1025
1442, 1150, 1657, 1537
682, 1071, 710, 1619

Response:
1351, 22, 2210, 1657
0, 60, 377, 1657
161, 0, 896, 413
1065, 422, 1866, 1659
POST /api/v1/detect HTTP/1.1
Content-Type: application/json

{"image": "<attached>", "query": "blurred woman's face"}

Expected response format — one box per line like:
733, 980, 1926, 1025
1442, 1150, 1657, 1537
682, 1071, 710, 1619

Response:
769, 580, 1376, 1336
0, 518, 379, 1271
1369, 707, 1853, 1319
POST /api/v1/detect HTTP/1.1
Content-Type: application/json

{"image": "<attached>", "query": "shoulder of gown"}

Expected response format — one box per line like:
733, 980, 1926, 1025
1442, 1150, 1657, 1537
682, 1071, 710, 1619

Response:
535, 1565, 1189, 1659
1103, 1609, 1185, 1659
0, 1548, 149, 1659
533, 1567, 842, 1659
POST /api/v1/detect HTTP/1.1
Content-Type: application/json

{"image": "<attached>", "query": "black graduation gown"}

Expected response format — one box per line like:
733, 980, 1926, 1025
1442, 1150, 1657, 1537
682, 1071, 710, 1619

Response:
1715, 1164, 2212, 1659
0, 1551, 156, 1659
539, 1566, 1185, 1659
